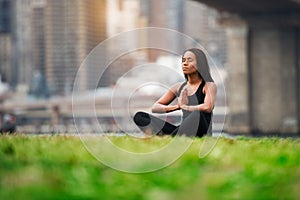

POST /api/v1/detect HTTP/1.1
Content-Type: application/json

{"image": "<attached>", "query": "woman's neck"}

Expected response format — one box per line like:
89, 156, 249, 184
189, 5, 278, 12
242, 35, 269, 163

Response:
187, 74, 202, 85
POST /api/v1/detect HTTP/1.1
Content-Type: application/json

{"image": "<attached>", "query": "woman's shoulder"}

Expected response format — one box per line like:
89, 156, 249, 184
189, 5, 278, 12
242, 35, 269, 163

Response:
203, 81, 217, 92
205, 81, 216, 86
171, 81, 186, 95
171, 81, 186, 89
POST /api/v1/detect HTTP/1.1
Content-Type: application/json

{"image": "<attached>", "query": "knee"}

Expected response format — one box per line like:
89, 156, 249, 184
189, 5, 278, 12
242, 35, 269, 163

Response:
133, 111, 144, 121
133, 111, 149, 125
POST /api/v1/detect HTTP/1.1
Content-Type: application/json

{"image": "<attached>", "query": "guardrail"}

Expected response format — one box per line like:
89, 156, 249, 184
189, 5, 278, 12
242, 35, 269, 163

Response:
1, 95, 227, 134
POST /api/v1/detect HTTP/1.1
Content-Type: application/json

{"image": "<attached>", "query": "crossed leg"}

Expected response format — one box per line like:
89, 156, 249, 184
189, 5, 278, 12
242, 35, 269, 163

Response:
133, 111, 177, 135
133, 111, 210, 137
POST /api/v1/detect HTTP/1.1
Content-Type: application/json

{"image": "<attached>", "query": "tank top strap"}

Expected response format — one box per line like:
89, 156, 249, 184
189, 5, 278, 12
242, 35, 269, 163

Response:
200, 80, 206, 88
177, 82, 187, 97
197, 80, 206, 93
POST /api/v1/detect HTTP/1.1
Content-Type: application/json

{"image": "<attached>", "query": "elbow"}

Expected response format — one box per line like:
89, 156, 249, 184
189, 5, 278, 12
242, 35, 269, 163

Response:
151, 104, 159, 113
202, 104, 214, 113
207, 108, 214, 113
151, 107, 156, 113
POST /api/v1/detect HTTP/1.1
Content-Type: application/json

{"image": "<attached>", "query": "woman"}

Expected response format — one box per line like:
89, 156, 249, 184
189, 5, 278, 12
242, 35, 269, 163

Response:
133, 48, 217, 137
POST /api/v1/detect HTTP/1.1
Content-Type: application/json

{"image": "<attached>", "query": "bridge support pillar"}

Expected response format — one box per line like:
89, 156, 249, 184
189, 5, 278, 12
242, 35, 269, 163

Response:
224, 16, 300, 135
249, 27, 299, 135
225, 20, 251, 134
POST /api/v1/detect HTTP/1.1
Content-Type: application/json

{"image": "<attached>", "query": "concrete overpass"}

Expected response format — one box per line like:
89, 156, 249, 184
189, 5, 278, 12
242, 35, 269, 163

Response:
195, 0, 300, 135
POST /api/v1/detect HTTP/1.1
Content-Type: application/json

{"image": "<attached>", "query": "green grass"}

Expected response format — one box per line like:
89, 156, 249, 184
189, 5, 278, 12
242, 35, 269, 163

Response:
1, 134, 300, 200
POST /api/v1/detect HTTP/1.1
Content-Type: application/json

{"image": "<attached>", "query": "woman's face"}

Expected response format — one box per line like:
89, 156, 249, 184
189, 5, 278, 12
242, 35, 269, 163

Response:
181, 51, 198, 75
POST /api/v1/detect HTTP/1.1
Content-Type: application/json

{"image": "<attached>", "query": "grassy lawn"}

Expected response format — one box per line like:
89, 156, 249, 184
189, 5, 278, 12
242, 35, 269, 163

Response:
1, 134, 300, 200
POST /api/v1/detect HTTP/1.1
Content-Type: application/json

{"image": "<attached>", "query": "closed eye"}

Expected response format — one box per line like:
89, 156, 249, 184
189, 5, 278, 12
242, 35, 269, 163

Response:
182, 57, 193, 63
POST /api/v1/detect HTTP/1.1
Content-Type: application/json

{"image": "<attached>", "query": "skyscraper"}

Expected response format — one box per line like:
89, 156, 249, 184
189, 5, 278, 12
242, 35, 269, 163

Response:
15, 0, 35, 87
0, 0, 13, 87
44, 0, 107, 95
0, 0, 11, 33
184, 1, 227, 66
139, 0, 185, 61
104, 0, 146, 86
9, 0, 107, 96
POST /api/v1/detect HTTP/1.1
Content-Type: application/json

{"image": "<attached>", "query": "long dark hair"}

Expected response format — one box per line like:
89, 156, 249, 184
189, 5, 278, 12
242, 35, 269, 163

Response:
183, 48, 214, 82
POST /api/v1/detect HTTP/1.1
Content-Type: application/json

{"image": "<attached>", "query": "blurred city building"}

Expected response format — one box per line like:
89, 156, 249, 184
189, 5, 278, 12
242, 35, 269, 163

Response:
185, 1, 227, 66
103, 0, 146, 87
15, 0, 34, 89
0, 0, 11, 33
1, 0, 106, 97
0, 0, 13, 87
0, 0, 226, 96
104, 0, 227, 87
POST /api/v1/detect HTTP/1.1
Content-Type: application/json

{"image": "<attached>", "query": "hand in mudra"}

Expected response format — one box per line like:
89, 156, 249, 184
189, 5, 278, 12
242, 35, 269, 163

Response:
178, 87, 188, 107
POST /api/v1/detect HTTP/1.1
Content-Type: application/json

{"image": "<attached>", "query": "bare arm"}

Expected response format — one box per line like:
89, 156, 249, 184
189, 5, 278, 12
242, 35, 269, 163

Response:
151, 83, 182, 113
180, 82, 217, 113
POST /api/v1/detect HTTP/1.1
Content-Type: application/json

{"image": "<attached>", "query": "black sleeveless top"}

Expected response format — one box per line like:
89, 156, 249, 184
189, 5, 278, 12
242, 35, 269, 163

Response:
178, 81, 212, 123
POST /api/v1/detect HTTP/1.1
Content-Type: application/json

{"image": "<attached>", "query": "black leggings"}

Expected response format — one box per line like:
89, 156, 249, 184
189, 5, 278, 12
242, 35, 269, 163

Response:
133, 111, 211, 137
